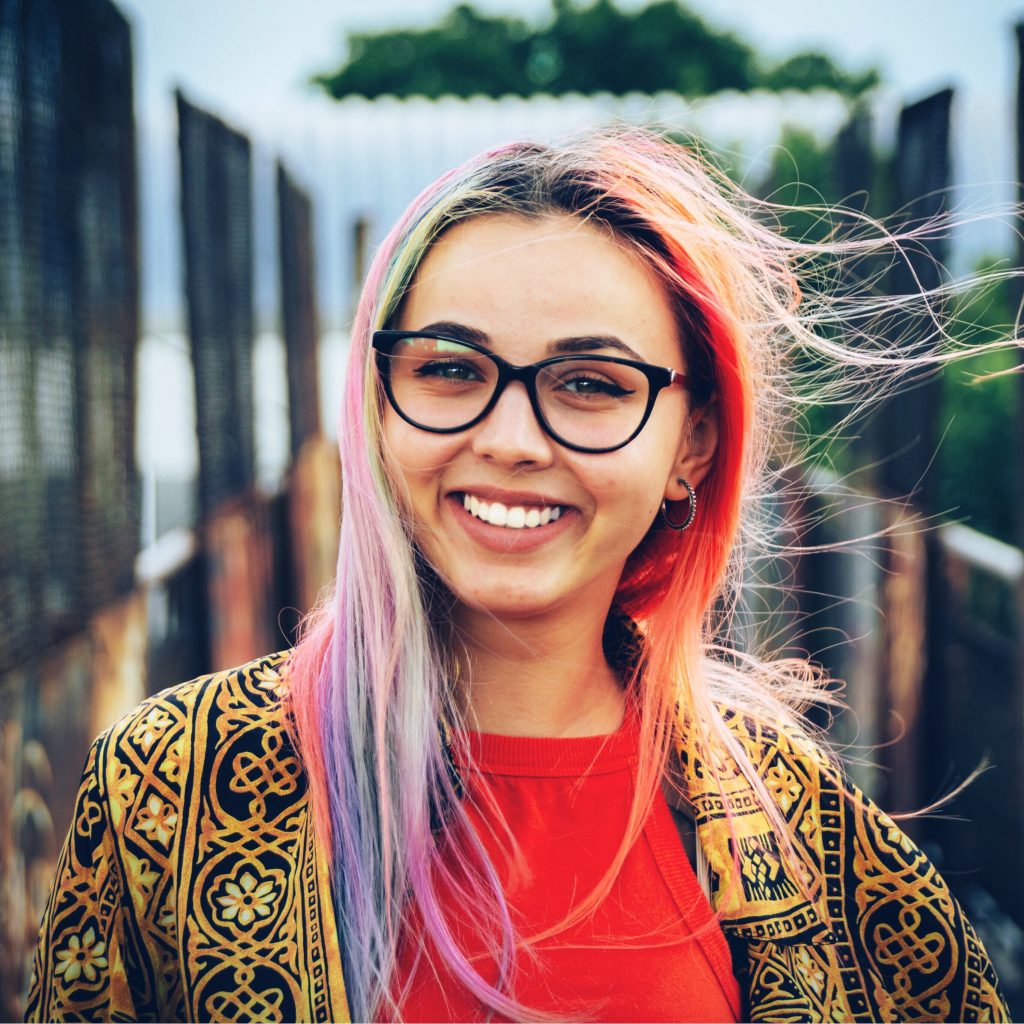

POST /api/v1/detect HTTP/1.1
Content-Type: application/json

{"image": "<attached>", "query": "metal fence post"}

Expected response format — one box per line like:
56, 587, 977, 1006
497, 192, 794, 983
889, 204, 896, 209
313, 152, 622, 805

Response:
277, 161, 321, 457
176, 90, 256, 518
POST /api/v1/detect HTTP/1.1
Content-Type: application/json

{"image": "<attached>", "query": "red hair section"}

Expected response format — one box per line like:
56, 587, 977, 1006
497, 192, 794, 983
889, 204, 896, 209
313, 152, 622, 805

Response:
615, 244, 750, 623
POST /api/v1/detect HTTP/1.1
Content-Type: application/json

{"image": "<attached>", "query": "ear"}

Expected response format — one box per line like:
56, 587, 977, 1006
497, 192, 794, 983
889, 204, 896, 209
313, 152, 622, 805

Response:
665, 399, 718, 501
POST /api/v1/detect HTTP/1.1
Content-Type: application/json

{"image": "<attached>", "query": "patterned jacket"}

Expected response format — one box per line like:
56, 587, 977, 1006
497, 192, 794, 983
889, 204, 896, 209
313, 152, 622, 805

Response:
26, 652, 1009, 1022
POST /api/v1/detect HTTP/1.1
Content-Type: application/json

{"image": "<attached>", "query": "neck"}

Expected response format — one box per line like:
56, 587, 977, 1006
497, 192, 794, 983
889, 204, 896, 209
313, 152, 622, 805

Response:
453, 605, 625, 738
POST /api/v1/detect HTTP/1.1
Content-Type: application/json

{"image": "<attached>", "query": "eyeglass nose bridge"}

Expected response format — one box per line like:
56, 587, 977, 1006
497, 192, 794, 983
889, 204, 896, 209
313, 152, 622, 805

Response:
475, 356, 552, 436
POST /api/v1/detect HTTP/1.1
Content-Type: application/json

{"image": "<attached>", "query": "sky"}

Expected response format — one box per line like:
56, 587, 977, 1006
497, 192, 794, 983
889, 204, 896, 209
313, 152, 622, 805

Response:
117, 0, 1024, 126
115, 0, 1024, 324
115, 0, 1024, 258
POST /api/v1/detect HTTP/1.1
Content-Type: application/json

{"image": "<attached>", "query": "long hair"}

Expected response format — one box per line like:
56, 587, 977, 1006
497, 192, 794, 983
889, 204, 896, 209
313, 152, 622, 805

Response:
285, 126, 1016, 1021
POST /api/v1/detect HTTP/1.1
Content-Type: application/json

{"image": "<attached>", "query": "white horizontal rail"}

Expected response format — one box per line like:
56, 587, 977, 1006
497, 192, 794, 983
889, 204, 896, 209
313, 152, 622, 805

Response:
939, 522, 1024, 584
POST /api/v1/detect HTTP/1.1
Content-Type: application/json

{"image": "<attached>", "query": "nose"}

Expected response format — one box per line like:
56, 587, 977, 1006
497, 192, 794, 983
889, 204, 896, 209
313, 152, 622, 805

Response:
469, 380, 555, 466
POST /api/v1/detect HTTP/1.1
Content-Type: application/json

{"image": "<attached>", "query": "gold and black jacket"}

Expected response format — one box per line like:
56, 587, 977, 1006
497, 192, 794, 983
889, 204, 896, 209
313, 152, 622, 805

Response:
26, 652, 1009, 1022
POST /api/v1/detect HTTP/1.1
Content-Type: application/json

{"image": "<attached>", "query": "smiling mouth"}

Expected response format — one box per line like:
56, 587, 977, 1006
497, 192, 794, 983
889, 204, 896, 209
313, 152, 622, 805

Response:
456, 492, 566, 529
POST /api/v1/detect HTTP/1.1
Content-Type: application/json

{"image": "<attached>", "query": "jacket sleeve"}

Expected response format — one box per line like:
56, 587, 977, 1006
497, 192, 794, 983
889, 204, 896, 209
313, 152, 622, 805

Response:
833, 774, 1010, 1022
763, 720, 1011, 1023
701, 715, 1009, 1021
24, 731, 152, 1023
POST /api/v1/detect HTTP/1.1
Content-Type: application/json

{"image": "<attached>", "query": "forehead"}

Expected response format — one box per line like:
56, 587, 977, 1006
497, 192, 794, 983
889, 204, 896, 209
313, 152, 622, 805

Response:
397, 213, 682, 364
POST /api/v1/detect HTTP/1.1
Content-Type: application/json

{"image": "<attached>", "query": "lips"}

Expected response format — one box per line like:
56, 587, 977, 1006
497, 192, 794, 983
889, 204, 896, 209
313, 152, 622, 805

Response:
459, 493, 563, 529
447, 490, 575, 550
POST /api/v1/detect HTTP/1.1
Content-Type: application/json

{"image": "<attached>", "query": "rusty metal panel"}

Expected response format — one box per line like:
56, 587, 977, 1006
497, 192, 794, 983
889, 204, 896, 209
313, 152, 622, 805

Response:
143, 542, 211, 695
0, 0, 55, 667
874, 88, 952, 508
176, 92, 255, 517
277, 161, 322, 455
0, 0, 139, 667
878, 524, 929, 817
64, 0, 140, 614
204, 495, 276, 671
0, 590, 147, 1016
930, 526, 1024, 925
287, 434, 341, 614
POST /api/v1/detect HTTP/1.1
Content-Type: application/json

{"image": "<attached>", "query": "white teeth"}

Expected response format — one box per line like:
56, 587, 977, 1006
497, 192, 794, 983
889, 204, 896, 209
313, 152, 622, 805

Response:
460, 494, 563, 529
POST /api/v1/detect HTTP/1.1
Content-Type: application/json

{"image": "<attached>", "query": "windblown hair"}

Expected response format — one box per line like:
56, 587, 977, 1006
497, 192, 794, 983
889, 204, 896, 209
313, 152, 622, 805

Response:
285, 126, 1015, 1021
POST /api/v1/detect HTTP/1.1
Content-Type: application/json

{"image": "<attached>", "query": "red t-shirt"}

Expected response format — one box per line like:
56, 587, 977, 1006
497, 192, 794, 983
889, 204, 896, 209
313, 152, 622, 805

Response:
390, 709, 741, 1022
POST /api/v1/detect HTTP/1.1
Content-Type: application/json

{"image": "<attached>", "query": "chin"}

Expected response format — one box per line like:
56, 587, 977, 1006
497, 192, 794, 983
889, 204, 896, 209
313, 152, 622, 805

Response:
452, 582, 566, 621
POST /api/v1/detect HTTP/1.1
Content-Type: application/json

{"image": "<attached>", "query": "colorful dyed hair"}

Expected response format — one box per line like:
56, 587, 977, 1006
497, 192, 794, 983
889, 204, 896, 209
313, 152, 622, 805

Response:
285, 126, 1015, 1021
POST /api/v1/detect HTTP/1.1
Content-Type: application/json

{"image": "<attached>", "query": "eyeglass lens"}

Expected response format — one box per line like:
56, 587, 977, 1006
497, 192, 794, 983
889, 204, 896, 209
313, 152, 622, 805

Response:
382, 335, 652, 450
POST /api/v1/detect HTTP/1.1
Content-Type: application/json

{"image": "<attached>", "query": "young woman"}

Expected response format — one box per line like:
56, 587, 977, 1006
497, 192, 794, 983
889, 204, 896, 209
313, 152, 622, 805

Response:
28, 129, 1009, 1022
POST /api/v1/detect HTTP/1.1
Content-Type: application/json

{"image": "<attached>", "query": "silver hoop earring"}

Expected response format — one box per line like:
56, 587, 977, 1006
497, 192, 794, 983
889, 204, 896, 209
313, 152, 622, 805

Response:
660, 478, 697, 532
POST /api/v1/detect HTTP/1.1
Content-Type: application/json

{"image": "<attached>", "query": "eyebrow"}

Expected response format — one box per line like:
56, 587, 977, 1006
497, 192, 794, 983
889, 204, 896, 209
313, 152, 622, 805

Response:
416, 320, 646, 361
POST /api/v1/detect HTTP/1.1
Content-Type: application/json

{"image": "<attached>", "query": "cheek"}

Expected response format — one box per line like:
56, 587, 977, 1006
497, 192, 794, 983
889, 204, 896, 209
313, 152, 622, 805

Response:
383, 413, 432, 474
590, 465, 664, 531
382, 414, 462, 504
585, 443, 678, 541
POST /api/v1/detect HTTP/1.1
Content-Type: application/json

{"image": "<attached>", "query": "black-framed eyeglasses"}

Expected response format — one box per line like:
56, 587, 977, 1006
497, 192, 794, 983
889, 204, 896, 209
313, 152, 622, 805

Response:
372, 330, 688, 454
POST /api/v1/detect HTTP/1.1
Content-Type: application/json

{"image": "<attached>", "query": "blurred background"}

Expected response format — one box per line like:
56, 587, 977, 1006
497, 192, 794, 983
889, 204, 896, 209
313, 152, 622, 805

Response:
2, 0, 1024, 1014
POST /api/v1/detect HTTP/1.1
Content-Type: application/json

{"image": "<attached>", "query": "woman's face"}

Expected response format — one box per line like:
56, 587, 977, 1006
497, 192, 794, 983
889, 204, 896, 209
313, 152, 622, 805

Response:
382, 213, 715, 626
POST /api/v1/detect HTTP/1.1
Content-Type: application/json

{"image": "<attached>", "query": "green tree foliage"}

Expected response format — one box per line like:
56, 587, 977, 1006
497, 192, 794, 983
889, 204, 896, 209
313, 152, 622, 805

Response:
759, 125, 841, 242
761, 52, 879, 97
937, 266, 1020, 543
313, 0, 878, 101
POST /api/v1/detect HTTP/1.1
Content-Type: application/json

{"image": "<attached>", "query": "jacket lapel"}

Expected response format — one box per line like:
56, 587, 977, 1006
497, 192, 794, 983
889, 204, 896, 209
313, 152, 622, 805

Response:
675, 714, 833, 945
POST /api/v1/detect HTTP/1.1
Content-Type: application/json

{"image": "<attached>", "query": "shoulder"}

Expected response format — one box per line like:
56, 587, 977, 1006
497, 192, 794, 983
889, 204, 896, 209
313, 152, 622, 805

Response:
713, 708, 962, 922
111, 649, 293, 729
715, 710, 961, 898
681, 709, 839, 942
98, 651, 293, 767
719, 707, 834, 778
90, 650, 298, 830
685, 706, 842, 863
94, 650, 306, 938
27, 652, 311, 1021
707, 710, 1009, 1021
714, 708, 875, 868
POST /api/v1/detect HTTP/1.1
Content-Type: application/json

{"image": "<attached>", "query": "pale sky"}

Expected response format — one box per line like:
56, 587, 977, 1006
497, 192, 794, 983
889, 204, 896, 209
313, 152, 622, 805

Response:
118, 0, 1024, 127
114, 0, 1024, 334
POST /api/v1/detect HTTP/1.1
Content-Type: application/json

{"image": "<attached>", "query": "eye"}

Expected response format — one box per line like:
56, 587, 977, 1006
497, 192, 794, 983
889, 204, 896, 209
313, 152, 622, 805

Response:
413, 358, 486, 382
558, 372, 634, 398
